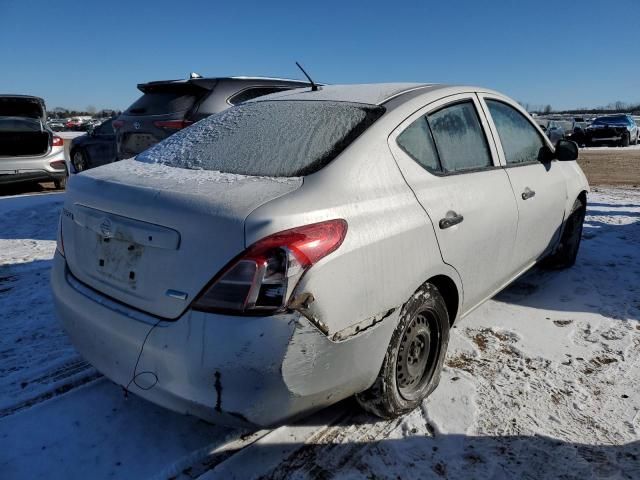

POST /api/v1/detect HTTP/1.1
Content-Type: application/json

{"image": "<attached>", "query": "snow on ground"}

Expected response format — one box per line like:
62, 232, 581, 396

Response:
0, 187, 638, 479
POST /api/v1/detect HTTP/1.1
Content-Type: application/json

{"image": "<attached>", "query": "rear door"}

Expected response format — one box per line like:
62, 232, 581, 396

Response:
478, 94, 567, 267
89, 119, 116, 166
389, 93, 519, 311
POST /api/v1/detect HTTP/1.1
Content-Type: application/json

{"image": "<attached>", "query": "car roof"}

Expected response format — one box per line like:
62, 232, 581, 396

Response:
248, 83, 487, 106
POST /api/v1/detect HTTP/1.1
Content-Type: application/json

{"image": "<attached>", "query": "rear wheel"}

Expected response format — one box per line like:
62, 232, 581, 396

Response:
53, 170, 68, 190
72, 149, 88, 172
356, 283, 450, 419
545, 197, 586, 268
620, 133, 630, 147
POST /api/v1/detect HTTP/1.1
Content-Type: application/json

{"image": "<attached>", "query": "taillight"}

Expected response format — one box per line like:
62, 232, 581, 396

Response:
192, 219, 348, 315
153, 120, 194, 130
56, 217, 65, 257
112, 120, 124, 129
51, 136, 63, 147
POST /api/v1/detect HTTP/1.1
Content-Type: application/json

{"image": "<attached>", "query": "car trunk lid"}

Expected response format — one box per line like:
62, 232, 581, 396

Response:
0, 96, 50, 157
61, 159, 302, 319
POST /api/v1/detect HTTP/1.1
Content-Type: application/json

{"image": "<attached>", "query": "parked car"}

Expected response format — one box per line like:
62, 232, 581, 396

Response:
69, 118, 117, 172
114, 75, 312, 159
52, 83, 587, 427
65, 116, 92, 131
0, 95, 67, 188
584, 114, 639, 147
47, 118, 68, 131
540, 120, 565, 145
566, 120, 589, 146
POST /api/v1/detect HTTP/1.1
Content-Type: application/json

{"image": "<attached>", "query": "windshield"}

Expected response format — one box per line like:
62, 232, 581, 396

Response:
137, 100, 385, 177
593, 116, 628, 126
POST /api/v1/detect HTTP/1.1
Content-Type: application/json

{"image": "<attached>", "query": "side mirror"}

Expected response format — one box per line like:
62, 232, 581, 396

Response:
555, 139, 578, 161
86, 125, 95, 135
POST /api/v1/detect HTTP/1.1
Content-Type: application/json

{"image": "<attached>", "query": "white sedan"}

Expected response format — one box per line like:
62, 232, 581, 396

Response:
52, 83, 588, 426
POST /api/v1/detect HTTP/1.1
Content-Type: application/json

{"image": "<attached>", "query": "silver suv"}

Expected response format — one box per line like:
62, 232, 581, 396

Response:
0, 95, 67, 188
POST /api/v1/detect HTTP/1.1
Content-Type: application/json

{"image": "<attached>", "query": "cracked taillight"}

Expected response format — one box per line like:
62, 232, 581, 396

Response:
192, 219, 347, 314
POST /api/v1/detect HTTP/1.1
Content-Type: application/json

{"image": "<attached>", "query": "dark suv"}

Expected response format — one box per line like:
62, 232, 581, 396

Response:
114, 76, 311, 159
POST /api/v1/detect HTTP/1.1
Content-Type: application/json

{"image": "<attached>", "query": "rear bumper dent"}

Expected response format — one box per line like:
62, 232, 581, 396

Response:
51, 253, 393, 426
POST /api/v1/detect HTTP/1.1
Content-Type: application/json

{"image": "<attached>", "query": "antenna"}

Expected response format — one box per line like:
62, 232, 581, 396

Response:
295, 62, 319, 91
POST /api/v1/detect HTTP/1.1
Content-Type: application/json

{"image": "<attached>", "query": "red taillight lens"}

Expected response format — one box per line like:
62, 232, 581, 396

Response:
192, 219, 348, 314
112, 120, 124, 129
51, 136, 63, 147
153, 120, 194, 130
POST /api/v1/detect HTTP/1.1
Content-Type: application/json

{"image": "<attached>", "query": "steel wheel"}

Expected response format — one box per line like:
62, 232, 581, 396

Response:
356, 283, 450, 419
396, 310, 441, 400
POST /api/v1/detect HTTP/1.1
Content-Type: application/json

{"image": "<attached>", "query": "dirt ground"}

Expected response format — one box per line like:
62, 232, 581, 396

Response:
578, 146, 640, 186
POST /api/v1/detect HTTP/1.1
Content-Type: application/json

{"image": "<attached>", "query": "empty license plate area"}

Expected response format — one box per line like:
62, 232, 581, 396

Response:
95, 236, 144, 288
124, 133, 158, 152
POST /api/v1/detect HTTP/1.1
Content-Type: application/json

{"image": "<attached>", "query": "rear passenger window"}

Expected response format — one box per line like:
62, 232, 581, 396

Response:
396, 101, 493, 174
396, 116, 440, 172
486, 100, 546, 165
228, 87, 291, 105
428, 102, 492, 173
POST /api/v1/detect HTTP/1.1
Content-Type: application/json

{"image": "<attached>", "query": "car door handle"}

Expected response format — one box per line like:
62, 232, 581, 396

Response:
521, 187, 536, 200
439, 211, 464, 229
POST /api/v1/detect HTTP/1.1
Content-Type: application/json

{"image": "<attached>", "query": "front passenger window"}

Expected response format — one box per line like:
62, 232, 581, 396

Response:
486, 100, 546, 165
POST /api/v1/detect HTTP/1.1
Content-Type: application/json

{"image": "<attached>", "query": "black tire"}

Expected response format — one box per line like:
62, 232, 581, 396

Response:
634, 132, 639, 145
356, 283, 450, 419
545, 197, 586, 269
620, 133, 630, 147
71, 149, 88, 173
53, 169, 68, 190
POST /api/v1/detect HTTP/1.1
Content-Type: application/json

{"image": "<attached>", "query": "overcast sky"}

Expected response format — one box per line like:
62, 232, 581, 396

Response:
1, 0, 638, 111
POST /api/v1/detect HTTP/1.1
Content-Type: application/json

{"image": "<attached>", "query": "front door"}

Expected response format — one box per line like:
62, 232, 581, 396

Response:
479, 96, 567, 268
389, 94, 519, 312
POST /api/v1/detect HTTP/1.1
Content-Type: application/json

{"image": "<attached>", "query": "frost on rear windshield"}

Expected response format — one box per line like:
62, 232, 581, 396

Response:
136, 101, 385, 177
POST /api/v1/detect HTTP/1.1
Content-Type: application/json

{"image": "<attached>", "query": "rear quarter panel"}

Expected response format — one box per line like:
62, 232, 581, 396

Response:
245, 121, 462, 338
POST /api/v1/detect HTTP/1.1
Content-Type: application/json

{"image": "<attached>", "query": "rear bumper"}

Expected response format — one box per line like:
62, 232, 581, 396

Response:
588, 136, 622, 143
51, 253, 392, 426
0, 147, 67, 185
0, 169, 66, 185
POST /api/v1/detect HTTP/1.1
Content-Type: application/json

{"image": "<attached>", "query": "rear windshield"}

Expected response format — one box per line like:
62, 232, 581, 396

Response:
593, 116, 628, 125
136, 100, 385, 177
125, 90, 200, 116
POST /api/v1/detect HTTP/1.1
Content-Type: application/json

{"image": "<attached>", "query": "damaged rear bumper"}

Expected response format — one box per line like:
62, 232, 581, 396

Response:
51, 253, 395, 427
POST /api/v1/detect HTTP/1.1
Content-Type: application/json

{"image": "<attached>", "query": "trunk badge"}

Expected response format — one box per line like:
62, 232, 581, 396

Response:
134, 121, 141, 130
100, 218, 113, 238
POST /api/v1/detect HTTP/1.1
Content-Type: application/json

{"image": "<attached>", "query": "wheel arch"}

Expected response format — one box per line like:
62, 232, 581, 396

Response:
427, 274, 460, 326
